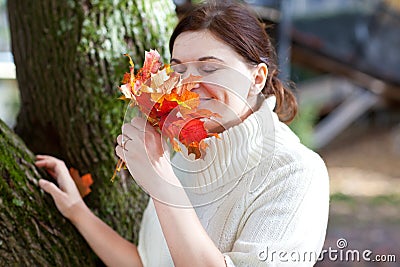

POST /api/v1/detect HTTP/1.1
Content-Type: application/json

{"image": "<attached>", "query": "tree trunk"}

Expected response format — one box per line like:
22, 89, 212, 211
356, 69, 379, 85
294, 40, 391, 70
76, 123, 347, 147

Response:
7, 0, 176, 246
0, 119, 96, 265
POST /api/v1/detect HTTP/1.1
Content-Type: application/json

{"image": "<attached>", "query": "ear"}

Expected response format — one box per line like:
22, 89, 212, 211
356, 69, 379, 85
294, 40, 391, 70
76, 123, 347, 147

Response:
249, 63, 268, 96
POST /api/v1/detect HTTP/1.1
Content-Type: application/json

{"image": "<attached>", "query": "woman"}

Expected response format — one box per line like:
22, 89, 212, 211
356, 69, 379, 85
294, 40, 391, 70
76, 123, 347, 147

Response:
36, 1, 329, 266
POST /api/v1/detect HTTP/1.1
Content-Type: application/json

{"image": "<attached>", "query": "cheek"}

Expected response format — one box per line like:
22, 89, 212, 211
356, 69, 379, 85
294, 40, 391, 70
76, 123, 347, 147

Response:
201, 98, 246, 133
198, 83, 249, 114
202, 69, 252, 101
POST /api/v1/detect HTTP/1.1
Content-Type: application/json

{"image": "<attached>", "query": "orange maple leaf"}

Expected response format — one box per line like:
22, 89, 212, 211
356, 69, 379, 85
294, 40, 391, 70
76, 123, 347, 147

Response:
164, 89, 200, 110
69, 167, 93, 198
121, 72, 131, 84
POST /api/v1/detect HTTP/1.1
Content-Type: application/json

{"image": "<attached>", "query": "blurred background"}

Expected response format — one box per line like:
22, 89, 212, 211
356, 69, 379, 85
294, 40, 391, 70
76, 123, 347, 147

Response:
1, 0, 399, 265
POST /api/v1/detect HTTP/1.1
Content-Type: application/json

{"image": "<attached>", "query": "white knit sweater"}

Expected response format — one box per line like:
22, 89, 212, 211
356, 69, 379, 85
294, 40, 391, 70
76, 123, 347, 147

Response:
137, 97, 330, 266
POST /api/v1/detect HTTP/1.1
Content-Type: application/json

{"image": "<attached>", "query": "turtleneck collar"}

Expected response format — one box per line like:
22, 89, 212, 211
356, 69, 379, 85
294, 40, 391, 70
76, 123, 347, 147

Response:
171, 97, 278, 194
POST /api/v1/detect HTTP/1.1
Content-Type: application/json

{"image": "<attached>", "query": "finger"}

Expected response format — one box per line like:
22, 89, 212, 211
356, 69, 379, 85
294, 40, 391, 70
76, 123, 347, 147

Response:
35, 161, 57, 180
124, 138, 139, 153
117, 134, 122, 146
39, 179, 64, 199
143, 119, 158, 135
122, 123, 142, 139
131, 117, 158, 138
116, 134, 131, 147
36, 155, 58, 162
36, 158, 72, 187
35, 159, 57, 177
36, 155, 47, 160
115, 145, 126, 160
36, 154, 51, 159
35, 158, 56, 169
131, 117, 147, 131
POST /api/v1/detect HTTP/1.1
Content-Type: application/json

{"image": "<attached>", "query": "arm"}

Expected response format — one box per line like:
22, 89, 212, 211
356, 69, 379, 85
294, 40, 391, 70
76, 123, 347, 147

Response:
35, 155, 143, 267
152, 190, 226, 267
69, 201, 142, 267
116, 118, 226, 267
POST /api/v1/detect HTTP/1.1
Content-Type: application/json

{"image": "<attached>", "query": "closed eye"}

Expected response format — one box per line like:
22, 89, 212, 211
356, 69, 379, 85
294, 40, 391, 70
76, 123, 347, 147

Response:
199, 63, 221, 74
200, 67, 218, 73
171, 64, 187, 74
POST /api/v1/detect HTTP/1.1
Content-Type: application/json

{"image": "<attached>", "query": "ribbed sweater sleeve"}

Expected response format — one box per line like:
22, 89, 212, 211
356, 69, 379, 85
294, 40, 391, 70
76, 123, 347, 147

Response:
223, 146, 329, 266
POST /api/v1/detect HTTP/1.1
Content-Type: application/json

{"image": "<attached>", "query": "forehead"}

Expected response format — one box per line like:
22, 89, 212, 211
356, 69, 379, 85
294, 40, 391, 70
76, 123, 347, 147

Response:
172, 30, 239, 62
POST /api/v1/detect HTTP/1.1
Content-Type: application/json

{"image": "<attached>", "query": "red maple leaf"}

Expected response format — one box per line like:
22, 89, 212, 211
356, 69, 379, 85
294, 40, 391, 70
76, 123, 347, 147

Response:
159, 99, 179, 115
178, 119, 208, 147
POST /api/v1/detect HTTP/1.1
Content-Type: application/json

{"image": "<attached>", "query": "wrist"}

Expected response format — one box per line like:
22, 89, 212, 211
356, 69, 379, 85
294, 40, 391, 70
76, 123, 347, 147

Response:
67, 200, 90, 226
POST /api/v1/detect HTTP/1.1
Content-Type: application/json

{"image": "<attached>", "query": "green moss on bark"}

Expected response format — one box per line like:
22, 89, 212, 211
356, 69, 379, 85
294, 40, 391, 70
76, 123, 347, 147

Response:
0, 120, 96, 266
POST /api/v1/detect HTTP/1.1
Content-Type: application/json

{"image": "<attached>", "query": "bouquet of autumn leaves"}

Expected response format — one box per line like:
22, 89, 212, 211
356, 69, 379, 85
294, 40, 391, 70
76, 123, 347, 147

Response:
113, 50, 220, 180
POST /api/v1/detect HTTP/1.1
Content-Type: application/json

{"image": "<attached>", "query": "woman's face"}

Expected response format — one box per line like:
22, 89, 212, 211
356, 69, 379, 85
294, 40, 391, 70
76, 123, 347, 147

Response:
171, 30, 266, 133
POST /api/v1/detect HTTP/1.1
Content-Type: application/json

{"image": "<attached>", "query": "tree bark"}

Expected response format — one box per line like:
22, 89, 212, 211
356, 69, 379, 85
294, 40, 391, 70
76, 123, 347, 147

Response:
0, 119, 96, 265
7, 0, 176, 246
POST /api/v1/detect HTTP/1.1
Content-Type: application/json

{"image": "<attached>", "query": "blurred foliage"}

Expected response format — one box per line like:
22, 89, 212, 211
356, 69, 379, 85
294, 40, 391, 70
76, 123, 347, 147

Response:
331, 192, 400, 206
289, 101, 319, 149
369, 194, 400, 206
331, 192, 357, 203
191, 0, 205, 4
291, 63, 321, 84
289, 64, 322, 149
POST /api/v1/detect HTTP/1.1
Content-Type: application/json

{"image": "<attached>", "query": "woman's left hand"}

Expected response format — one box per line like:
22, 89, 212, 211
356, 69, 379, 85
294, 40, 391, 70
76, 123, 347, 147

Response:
115, 117, 177, 193
35, 155, 84, 220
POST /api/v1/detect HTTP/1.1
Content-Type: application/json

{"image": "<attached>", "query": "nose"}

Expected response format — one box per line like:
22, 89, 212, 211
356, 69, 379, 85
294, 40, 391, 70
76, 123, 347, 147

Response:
182, 63, 201, 78
191, 85, 203, 96
191, 85, 216, 100
191, 86, 207, 99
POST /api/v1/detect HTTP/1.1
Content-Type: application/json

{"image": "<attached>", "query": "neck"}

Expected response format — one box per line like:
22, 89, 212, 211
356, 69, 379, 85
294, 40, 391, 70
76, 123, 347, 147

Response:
171, 97, 276, 196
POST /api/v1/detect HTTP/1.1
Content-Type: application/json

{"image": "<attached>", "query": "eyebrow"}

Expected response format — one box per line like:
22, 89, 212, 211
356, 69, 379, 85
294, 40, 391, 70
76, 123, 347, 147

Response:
170, 56, 225, 63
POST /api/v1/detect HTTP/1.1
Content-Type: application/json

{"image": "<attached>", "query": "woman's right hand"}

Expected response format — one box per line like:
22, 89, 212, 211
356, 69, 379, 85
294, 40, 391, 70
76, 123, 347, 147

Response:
35, 155, 84, 220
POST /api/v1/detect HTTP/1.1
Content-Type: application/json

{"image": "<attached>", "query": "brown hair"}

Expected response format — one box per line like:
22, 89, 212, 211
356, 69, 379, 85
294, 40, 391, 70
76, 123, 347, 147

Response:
169, 1, 297, 123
